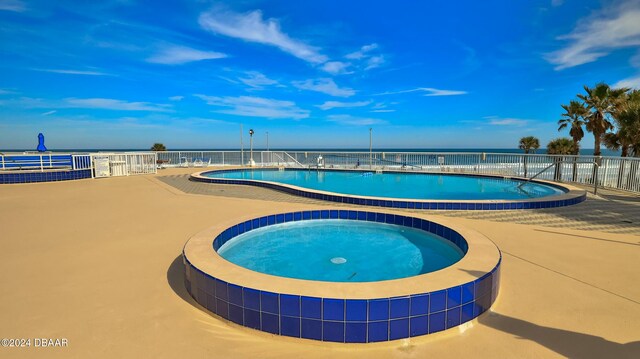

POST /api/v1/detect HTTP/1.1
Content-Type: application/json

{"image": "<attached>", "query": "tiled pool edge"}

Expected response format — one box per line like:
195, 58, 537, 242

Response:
190, 168, 586, 210
183, 210, 501, 343
0, 169, 92, 184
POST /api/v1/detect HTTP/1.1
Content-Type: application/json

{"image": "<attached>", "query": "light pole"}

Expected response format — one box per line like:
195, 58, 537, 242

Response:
249, 129, 255, 166
266, 131, 269, 165
369, 128, 373, 169
240, 124, 244, 165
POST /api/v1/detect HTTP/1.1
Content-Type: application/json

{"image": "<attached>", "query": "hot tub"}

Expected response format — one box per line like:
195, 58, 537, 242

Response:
183, 209, 501, 342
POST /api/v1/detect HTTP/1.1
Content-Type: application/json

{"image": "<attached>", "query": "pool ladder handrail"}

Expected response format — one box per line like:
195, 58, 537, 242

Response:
517, 158, 601, 195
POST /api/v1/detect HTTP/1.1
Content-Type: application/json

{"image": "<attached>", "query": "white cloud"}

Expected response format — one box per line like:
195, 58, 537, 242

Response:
327, 114, 387, 126
346, 43, 378, 60
551, 0, 564, 6
41, 110, 56, 116
317, 100, 371, 110
0, 0, 26, 12
0, 89, 16, 95
169, 96, 184, 101
374, 88, 423, 96
422, 88, 468, 96
194, 94, 309, 119
374, 87, 468, 96
486, 117, 529, 126
370, 109, 395, 113
199, 8, 327, 64
62, 98, 173, 112
321, 61, 352, 75
365, 55, 385, 70
238, 71, 279, 89
292, 78, 355, 97
4, 97, 173, 112
344, 43, 386, 71
613, 74, 640, 89
147, 45, 226, 65
545, 0, 640, 70
33, 68, 111, 76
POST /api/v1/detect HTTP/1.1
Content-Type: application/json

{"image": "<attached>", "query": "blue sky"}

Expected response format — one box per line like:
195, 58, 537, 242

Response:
1, 0, 640, 150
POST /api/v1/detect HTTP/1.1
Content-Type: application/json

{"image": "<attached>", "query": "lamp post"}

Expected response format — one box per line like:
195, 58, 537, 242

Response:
249, 129, 255, 166
266, 131, 269, 165
369, 128, 373, 169
240, 124, 244, 166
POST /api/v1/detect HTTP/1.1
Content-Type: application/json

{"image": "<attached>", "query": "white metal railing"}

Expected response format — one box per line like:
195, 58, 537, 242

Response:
155, 151, 297, 167
72, 154, 92, 170
153, 150, 640, 193
95, 152, 157, 177
2, 150, 638, 191
0, 152, 78, 172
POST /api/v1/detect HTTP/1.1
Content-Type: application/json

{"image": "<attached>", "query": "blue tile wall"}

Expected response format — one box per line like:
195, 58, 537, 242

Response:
185, 210, 502, 342
0, 169, 92, 184
323, 298, 345, 321
301, 319, 322, 340
346, 322, 367, 343
281, 315, 300, 337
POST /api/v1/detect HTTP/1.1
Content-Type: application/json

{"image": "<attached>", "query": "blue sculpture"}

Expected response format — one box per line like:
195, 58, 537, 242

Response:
37, 133, 47, 152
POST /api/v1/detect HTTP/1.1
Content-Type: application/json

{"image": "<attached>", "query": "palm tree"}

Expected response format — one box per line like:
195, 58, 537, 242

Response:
558, 100, 587, 153
150, 143, 167, 151
604, 90, 640, 187
618, 105, 640, 157
547, 138, 577, 181
547, 138, 577, 155
519, 136, 540, 177
558, 100, 587, 181
519, 136, 540, 154
577, 83, 629, 156
602, 132, 623, 155
604, 89, 640, 157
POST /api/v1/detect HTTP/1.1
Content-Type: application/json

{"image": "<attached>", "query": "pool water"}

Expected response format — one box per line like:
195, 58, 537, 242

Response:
204, 169, 564, 200
217, 220, 464, 282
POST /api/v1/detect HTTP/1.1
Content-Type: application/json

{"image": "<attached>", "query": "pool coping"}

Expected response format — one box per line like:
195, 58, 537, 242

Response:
182, 209, 501, 342
183, 208, 500, 299
190, 168, 587, 210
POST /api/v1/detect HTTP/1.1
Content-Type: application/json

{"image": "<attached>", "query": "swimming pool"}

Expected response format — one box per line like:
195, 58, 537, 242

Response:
183, 210, 501, 342
217, 219, 465, 282
192, 168, 586, 210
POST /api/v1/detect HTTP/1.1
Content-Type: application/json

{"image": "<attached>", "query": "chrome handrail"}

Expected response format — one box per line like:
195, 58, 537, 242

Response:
517, 158, 601, 195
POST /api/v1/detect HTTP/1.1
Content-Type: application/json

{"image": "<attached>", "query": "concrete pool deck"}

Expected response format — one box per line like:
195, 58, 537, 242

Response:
1, 167, 639, 358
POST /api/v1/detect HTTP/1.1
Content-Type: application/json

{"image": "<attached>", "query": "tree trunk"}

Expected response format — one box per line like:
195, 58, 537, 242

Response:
593, 131, 602, 156
523, 156, 528, 177
592, 131, 602, 184
618, 146, 628, 189
572, 156, 577, 182
554, 157, 562, 181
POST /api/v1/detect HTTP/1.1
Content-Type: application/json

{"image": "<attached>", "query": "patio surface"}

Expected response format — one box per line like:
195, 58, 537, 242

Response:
1, 167, 638, 358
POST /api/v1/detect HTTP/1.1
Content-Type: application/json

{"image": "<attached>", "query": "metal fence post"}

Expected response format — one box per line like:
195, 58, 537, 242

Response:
594, 160, 599, 196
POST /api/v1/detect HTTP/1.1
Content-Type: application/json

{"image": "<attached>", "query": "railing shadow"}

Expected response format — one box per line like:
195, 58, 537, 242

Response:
479, 312, 640, 358
541, 197, 640, 229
